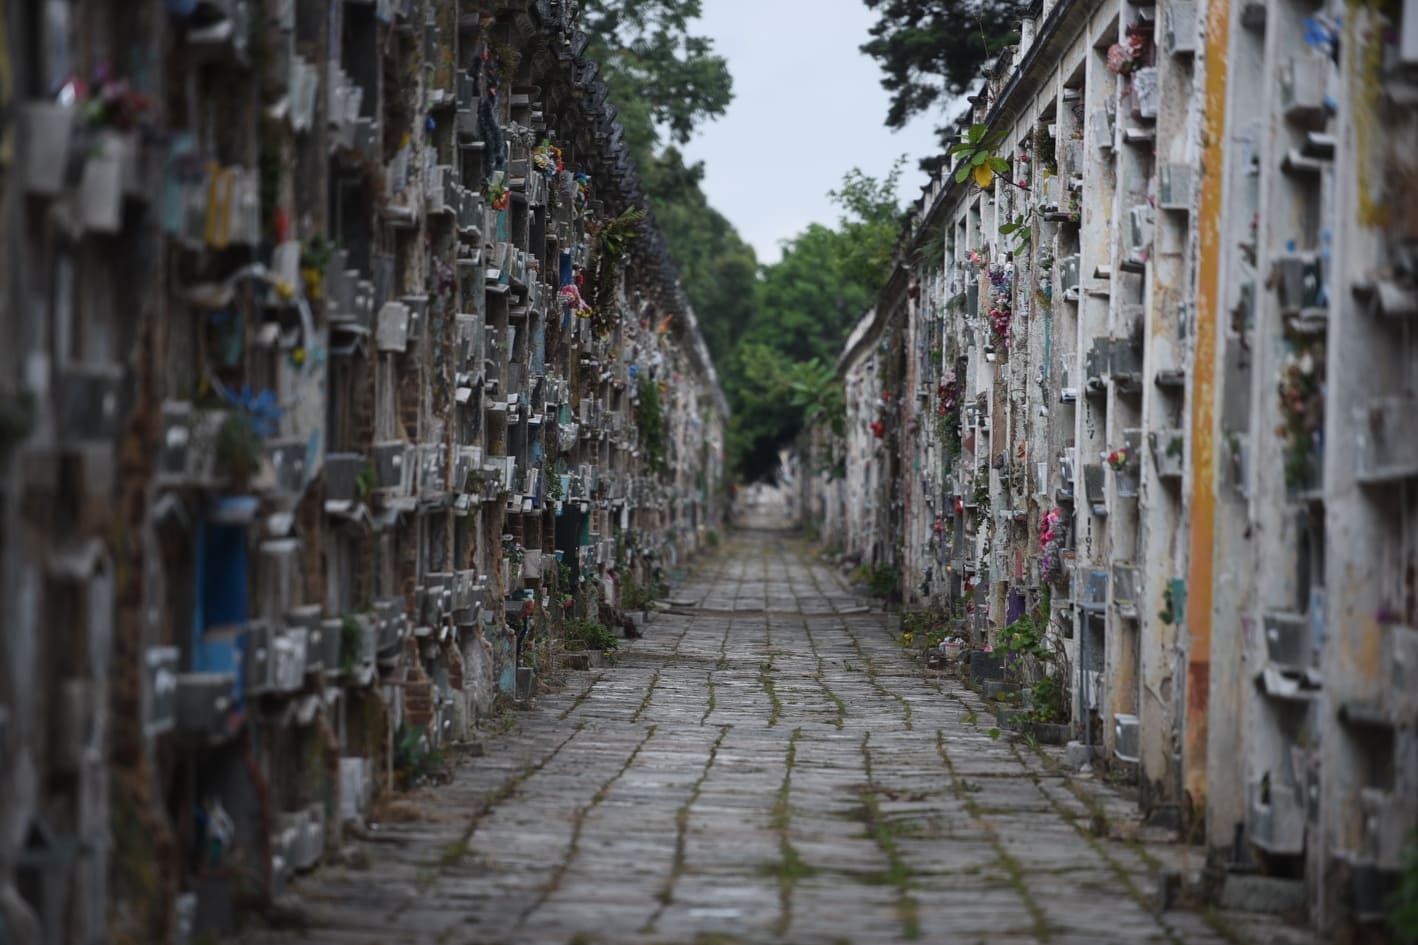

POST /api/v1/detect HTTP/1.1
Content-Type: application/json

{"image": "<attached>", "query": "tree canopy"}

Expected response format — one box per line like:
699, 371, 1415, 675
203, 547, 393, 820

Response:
582, 3, 907, 482
860, 0, 1027, 167
579, 1, 755, 372
725, 163, 905, 482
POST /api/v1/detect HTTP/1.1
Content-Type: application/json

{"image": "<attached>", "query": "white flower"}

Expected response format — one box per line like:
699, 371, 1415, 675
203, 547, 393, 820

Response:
1299, 352, 1315, 375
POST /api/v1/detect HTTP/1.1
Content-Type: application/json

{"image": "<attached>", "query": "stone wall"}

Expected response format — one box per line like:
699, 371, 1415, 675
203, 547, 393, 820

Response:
802, 0, 1418, 933
0, 2, 726, 941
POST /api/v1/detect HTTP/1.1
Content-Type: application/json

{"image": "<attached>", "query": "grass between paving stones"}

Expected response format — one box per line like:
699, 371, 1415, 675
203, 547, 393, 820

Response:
839, 623, 914, 730
762, 726, 814, 936
801, 622, 847, 729
935, 730, 1053, 942
701, 672, 717, 725
522, 725, 658, 923
716, 623, 731, 670
632, 668, 662, 723
1008, 741, 1191, 945
1199, 906, 1250, 945
643, 725, 734, 932
629, 614, 695, 725
557, 672, 604, 721
758, 659, 784, 727
433, 720, 587, 876
857, 732, 922, 940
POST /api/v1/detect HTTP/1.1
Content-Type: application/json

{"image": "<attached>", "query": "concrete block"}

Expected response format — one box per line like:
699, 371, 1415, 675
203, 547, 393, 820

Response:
967, 650, 1005, 682
1063, 740, 1093, 770
1217, 874, 1306, 916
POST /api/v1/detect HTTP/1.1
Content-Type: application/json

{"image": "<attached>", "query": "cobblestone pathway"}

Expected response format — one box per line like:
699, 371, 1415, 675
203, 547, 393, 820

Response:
232, 527, 1305, 945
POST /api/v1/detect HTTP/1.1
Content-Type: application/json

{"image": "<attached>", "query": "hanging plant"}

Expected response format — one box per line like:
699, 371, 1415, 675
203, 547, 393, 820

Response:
584, 207, 647, 336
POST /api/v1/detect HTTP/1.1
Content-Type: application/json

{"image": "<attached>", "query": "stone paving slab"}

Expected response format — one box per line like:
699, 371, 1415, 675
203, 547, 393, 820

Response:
226, 527, 1319, 945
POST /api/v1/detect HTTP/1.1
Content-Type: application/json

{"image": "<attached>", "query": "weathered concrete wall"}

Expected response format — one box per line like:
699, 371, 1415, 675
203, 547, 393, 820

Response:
803, 0, 1418, 932
0, 2, 726, 941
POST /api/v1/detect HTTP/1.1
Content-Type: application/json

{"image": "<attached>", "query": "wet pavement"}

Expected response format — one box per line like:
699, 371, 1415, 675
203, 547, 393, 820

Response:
229, 525, 1310, 945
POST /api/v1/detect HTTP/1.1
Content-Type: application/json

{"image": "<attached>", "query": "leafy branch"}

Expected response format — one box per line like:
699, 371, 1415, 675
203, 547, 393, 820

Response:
948, 123, 1029, 191
999, 213, 1032, 253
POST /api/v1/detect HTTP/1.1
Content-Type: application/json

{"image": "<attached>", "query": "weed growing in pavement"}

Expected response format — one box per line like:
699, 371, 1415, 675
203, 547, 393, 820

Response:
557, 673, 601, 721
531, 725, 657, 917
758, 659, 783, 727
439, 837, 469, 867
857, 732, 921, 939
701, 673, 717, 725
633, 669, 662, 723
936, 731, 1052, 941
767, 727, 813, 936
428, 721, 585, 877
649, 723, 732, 925
841, 623, 912, 730
1005, 741, 1185, 945
848, 563, 901, 601
802, 623, 847, 728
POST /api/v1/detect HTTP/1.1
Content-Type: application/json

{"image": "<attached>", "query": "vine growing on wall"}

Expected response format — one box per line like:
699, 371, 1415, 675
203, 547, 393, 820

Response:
585, 206, 648, 336
636, 374, 668, 475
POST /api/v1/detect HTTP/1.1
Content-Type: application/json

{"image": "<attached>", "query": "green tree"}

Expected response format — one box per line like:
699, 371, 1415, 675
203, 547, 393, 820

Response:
861, 0, 1027, 168
640, 148, 759, 367
579, 0, 733, 157
727, 166, 903, 481
579, 1, 755, 371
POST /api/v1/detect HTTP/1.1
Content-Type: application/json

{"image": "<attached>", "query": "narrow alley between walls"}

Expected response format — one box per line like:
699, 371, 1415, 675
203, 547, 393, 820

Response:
223, 525, 1302, 945
3, 0, 1417, 942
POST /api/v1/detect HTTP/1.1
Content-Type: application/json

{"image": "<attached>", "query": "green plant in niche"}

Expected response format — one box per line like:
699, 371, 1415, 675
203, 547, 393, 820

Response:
216, 411, 263, 482
340, 616, 362, 673
564, 618, 619, 652
393, 724, 445, 789
1000, 589, 1052, 662
636, 375, 667, 475
0, 392, 35, 457
864, 564, 901, 600
620, 574, 658, 612
1390, 832, 1418, 944
586, 207, 648, 335
1277, 342, 1324, 489
1158, 581, 1182, 625
356, 462, 378, 499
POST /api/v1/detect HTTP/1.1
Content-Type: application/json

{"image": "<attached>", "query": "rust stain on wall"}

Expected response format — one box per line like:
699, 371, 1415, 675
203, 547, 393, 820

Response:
1184, 0, 1231, 808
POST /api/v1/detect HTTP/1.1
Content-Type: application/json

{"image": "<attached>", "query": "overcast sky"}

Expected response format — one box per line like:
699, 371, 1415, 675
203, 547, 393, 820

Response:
677, 0, 949, 264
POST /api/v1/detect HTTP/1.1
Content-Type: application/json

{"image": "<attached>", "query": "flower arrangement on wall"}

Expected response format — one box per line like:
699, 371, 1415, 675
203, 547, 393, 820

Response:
1106, 447, 1130, 472
1106, 25, 1153, 76
1276, 343, 1326, 489
531, 139, 564, 179
987, 264, 1013, 351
